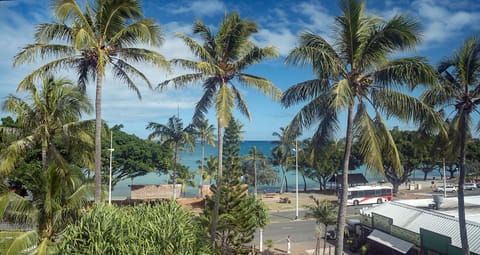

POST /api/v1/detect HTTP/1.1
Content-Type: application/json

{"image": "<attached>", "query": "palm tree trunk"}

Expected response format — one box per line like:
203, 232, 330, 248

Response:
279, 168, 286, 193
254, 152, 257, 197
41, 142, 48, 172
200, 140, 205, 197
173, 144, 178, 200
458, 115, 470, 254
211, 119, 223, 249
302, 174, 307, 192
94, 73, 103, 203
335, 104, 354, 255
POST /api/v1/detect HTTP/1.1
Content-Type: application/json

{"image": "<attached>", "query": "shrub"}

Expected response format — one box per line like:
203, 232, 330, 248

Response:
57, 202, 209, 254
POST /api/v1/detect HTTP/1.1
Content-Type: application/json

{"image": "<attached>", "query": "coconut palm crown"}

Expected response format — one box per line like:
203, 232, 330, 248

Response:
281, 1, 440, 254
13, 0, 169, 203
158, 12, 281, 248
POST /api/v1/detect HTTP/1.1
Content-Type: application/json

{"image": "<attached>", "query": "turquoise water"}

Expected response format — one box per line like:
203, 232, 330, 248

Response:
111, 141, 442, 199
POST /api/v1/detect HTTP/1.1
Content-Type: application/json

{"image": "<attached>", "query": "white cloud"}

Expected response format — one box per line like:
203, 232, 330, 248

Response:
366, 0, 480, 51
294, 2, 335, 35
253, 28, 297, 56
170, 0, 225, 17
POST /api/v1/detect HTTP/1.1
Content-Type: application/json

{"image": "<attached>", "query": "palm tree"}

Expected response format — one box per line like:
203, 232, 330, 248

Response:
13, 0, 169, 203
242, 146, 267, 196
271, 127, 294, 193
281, 1, 439, 254
0, 75, 93, 254
304, 197, 337, 255
158, 12, 281, 245
199, 155, 218, 185
0, 75, 93, 174
147, 115, 194, 200
421, 36, 480, 254
191, 119, 216, 197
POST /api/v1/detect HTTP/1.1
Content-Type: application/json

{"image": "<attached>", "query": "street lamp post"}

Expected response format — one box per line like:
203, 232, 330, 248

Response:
108, 130, 114, 205
295, 140, 299, 220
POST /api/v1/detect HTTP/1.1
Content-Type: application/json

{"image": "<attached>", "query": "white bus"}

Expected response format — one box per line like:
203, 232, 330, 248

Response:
345, 185, 393, 206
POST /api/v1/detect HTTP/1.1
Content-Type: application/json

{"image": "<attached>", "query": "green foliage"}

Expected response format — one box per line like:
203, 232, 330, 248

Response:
197, 155, 218, 185
0, 164, 93, 255
14, 0, 169, 203
223, 118, 243, 181
101, 125, 170, 187
282, 1, 440, 253
304, 196, 337, 227
200, 119, 269, 254
147, 115, 195, 199
159, 12, 281, 241
303, 140, 343, 191
58, 202, 209, 255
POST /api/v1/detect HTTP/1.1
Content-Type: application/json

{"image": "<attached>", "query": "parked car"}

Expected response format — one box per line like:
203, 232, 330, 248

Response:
436, 185, 457, 193
464, 183, 476, 190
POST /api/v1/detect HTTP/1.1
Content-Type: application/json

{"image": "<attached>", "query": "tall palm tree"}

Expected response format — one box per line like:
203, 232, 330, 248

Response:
158, 13, 281, 245
281, 1, 439, 254
191, 119, 216, 197
242, 146, 267, 196
13, 0, 169, 203
304, 197, 337, 255
0, 75, 93, 175
421, 37, 480, 254
271, 127, 294, 193
147, 115, 194, 200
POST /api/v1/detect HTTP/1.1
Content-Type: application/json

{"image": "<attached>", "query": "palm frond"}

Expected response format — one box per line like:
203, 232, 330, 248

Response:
358, 14, 421, 70
236, 45, 279, 70
177, 32, 214, 62
5, 230, 39, 255
286, 32, 340, 78
0, 135, 36, 175
158, 72, 205, 90
421, 83, 459, 107
372, 57, 438, 90
372, 89, 442, 124
193, 78, 217, 123
281, 79, 331, 107
310, 110, 339, 148
16, 57, 81, 91
35, 23, 74, 44
110, 59, 145, 99
237, 73, 282, 100
117, 48, 170, 71
375, 116, 403, 175
231, 85, 251, 120
13, 44, 76, 67
353, 103, 384, 174
216, 84, 234, 127
330, 79, 353, 111
110, 19, 165, 47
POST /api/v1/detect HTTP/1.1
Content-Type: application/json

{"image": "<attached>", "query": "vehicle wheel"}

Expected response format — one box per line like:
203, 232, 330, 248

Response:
353, 200, 359, 206
377, 198, 383, 204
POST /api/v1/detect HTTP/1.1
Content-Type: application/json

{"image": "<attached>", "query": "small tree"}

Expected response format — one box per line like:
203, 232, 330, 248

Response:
200, 119, 269, 254
147, 115, 194, 199
305, 197, 337, 255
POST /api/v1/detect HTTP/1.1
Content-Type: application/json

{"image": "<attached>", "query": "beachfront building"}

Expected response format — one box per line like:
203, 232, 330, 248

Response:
358, 202, 480, 255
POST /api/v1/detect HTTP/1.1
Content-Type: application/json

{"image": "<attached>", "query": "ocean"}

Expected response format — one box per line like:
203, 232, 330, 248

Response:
111, 140, 445, 199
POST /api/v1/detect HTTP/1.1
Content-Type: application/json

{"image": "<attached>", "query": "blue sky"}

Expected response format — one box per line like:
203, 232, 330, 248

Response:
1, 0, 480, 140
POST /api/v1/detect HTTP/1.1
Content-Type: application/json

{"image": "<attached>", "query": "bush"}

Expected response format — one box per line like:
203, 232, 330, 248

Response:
57, 202, 209, 254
